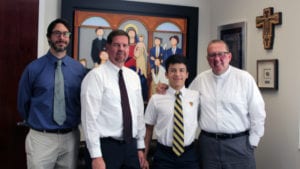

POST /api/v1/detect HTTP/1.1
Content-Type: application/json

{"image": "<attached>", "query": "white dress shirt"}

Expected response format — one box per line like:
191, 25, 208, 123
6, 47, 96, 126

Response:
81, 60, 145, 158
189, 66, 266, 146
145, 87, 200, 147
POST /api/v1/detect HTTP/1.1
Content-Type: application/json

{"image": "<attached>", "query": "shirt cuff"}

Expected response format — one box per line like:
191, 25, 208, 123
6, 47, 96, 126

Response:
137, 138, 145, 149
249, 133, 260, 147
89, 146, 102, 158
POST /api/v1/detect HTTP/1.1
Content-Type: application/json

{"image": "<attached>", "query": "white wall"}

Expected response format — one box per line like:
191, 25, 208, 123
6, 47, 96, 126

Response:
210, 0, 300, 169
38, 0, 61, 56
39, 0, 300, 169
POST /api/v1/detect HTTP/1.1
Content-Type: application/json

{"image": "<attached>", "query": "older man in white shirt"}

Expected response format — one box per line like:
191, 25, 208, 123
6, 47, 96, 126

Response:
189, 39, 266, 169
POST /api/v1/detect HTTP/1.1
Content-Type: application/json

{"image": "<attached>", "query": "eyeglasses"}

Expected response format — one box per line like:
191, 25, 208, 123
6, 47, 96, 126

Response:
111, 43, 129, 49
207, 51, 230, 58
52, 31, 72, 38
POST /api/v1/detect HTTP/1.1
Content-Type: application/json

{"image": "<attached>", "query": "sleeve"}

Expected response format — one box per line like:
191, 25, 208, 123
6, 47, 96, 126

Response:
17, 67, 31, 121
247, 74, 266, 146
188, 74, 200, 91
81, 71, 103, 158
136, 77, 146, 149
144, 97, 157, 125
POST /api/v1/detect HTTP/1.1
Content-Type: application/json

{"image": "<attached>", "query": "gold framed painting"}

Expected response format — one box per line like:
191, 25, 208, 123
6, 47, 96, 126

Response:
62, 0, 199, 101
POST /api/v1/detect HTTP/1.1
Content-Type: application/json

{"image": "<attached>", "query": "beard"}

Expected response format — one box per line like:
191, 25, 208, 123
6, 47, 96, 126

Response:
48, 40, 68, 52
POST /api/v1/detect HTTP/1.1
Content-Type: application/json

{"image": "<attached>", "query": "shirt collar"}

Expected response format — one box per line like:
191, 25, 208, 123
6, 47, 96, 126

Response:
213, 65, 231, 79
167, 86, 186, 97
107, 60, 123, 75
46, 51, 69, 66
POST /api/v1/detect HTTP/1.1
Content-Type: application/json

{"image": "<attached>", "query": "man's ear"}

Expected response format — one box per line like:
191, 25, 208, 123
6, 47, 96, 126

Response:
228, 52, 233, 61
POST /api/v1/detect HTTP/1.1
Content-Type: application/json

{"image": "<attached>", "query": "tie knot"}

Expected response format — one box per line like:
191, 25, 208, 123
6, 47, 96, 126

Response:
57, 60, 62, 67
175, 91, 181, 97
119, 69, 123, 76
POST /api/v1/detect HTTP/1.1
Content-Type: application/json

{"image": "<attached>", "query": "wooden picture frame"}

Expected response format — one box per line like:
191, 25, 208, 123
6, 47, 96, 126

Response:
61, 0, 199, 101
72, 10, 188, 69
257, 59, 278, 90
218, 22, 246, 69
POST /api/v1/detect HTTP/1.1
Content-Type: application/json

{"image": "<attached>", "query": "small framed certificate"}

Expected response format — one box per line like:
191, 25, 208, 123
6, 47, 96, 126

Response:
257, 59, 278, 90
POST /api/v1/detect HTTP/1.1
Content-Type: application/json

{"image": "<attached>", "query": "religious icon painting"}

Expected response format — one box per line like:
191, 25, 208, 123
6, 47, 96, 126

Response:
62, 0, 198, 102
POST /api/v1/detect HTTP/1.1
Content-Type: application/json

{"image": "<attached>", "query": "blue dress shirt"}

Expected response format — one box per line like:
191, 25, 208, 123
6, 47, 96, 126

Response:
18, 51, 86, 130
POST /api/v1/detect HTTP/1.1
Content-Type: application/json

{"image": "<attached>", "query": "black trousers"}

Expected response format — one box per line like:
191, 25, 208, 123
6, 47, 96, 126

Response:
84, 138, 141, 169
197, 133, 256, 169
152, 143, 199, 169
100, 138, 141, 169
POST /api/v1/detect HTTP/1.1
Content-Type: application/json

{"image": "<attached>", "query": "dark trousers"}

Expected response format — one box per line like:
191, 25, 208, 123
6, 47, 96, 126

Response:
197, 133, 256, 169
152, 143, 199, 169
84, 138, 140, 169
100, 138, 141, 169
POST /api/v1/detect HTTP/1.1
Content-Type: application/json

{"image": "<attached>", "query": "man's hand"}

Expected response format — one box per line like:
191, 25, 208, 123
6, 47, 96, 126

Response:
142, 160, 150, 169
138, 150, 147, 169
92, 157, 106, 169
156, 82, 168, 94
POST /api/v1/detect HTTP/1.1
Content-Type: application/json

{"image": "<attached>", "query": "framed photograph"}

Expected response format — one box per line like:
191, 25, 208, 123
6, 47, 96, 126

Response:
218, 22, 246, 69
61, 0, 198, 101
257, 59, 278, 90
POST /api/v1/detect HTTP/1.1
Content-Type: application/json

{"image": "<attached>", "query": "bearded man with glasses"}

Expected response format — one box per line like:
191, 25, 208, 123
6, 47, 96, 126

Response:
18, 18, 86, 169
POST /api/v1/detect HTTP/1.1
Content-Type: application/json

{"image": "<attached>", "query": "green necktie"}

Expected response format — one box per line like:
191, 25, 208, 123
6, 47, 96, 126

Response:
53, 60, 66, 125
172, 91, 184, 156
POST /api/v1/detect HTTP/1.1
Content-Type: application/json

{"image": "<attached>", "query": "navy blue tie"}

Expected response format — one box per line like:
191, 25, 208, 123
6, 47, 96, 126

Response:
118, 69, 132, 143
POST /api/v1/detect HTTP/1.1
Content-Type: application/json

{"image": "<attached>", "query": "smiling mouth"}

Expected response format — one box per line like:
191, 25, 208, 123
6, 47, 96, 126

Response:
57, 41, 66, 45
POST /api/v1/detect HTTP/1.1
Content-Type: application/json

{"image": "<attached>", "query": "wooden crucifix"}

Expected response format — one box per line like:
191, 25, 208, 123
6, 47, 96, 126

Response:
256, 7, 282, 49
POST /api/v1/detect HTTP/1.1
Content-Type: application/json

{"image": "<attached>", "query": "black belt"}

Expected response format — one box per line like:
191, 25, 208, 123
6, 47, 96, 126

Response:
32, 128, 76, 134
201, 130, 249, 139
157, 142, 195, 152
100, 137, 136, 144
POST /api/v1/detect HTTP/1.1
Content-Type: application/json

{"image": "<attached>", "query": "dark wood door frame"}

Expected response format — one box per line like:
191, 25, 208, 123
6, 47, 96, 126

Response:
0, 0, 39, 168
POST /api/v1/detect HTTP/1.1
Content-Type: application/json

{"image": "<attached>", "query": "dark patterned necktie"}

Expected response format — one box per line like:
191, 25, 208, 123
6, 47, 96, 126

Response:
118, 69, 132, 143
53, 60, 66, 125
172, 91, 184, 156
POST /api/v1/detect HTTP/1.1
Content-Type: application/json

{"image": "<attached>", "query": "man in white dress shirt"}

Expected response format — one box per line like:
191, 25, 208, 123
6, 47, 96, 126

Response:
189, 40, 266, 169
81, 30, 146, 169
144, 54, 200, 169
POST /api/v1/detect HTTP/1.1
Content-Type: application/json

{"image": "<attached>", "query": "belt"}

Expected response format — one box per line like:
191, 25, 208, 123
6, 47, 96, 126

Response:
32, 128, 76, 134
201, 130, 249, 139
157, 142, 195, 152
100, 137, 136, 144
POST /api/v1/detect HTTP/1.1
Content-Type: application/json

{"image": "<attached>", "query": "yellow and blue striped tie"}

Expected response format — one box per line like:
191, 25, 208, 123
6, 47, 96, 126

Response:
172, 91, 184, 156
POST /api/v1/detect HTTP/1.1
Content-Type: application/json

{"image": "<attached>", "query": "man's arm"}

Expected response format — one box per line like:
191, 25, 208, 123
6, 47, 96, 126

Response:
143, 125, 154, 169
138, 150, 146, 169
247, 74, 266, 147
17, 68, 31, 120
136, 80, 146, 150
92, 157, 106, 169
144, 124, 154, 159
81, 71, 104, 158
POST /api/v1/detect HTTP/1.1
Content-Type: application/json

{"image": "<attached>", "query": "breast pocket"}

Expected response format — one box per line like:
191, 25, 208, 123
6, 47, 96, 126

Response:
221, 91, 247, 113
183, 99, 199, 126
